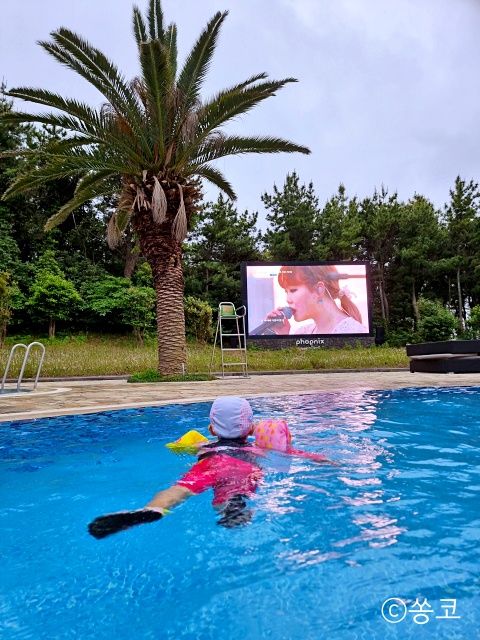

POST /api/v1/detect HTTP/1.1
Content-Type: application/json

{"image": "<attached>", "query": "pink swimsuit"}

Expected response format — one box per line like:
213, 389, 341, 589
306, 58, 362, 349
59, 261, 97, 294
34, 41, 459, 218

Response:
177, 443, 262, 505
177, 420, 329, 506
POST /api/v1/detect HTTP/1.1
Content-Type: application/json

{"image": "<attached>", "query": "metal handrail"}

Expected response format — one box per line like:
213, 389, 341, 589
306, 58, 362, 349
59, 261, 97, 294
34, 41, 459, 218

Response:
1, 341, 46, 393
17, 342, 46, 391
1, 343, 27, 392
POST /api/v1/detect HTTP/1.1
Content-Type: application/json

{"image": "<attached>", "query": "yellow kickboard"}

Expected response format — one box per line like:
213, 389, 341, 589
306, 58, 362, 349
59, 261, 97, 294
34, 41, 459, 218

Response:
166, 429, 209, 453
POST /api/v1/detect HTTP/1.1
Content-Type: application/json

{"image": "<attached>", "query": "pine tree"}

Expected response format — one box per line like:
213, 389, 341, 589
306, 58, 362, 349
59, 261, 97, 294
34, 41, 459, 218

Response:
184, 194, 262, 306
262, 171, 320, 261
316, 184, 362, 260
443, 176, 480, 331
358, 187, 402, 325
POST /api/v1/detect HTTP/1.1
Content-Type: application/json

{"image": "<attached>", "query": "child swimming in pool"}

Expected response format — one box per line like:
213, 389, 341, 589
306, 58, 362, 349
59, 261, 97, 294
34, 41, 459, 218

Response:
88, 399, 335, 539
88, 396, 262, 538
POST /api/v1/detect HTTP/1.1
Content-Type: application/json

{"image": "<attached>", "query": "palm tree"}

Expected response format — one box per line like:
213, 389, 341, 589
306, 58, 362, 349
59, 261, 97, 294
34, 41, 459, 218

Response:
1, 0, 310, 374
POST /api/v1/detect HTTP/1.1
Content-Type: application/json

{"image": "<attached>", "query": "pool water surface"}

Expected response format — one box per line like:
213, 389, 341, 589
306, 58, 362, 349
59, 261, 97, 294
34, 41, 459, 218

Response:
1, 387, 479, 639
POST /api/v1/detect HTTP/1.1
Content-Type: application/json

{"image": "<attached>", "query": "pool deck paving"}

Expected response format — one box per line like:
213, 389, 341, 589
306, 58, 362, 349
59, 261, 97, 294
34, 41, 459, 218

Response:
1, 369, 480, 422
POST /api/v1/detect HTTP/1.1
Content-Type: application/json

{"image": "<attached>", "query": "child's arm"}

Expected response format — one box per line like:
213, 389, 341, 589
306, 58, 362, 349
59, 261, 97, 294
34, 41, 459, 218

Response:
287, 447, 338, 465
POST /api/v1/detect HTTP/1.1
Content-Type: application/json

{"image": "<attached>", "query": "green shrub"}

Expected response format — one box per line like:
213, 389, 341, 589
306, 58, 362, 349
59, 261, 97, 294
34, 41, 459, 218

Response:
466, 305, 480, 338
80, 275, 130, 320
0, 271, 24, 346
416, 298, 457, 342
132, 261, 153, 287
184, 296, 213, 343
385, 328, 417, 347
128, 369, 214, 383
28, 271, 82, 338
121, 286, 156, 344
80, 276, 155, 341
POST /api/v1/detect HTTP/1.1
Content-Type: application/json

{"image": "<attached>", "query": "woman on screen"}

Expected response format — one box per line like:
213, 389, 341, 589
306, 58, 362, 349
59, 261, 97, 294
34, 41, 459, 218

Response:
265, 265, 367, 335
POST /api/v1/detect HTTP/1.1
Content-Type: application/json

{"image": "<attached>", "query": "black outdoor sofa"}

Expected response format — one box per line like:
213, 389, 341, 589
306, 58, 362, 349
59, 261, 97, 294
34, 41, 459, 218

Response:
407, 340, 480, 373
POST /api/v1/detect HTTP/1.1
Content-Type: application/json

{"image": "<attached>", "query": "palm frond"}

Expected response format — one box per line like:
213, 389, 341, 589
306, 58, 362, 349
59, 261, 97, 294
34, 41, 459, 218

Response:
74, 169, 116, 196
172, 184, 187, 241
193, 135, 310, 165
1, 109, 93, 133
0, 135, 96, 159
53, 28, 138, 109
39, 29, 152, 158
5, 88, 147, 165
6, 87, 106, 139
177, 12, 227, 117
132, 6, 148, 47
139, 39, 172, 159
45, 170, 116, 230
198, 77, 298, 135
2, 148, 139, 200
151, 176, 167, 223
106, 209, 133, 248
3, 164, 82, 200
192, 164, 236, 199
164, 23, 177, 79
107, 212, 121, 248
8, 86, 95, 114
174, 77, 298, 170
147, 0, 164, 40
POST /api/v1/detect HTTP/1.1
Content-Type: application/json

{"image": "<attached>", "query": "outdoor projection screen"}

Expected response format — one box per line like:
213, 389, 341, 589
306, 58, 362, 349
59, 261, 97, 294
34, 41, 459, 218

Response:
242, 262, 372, 339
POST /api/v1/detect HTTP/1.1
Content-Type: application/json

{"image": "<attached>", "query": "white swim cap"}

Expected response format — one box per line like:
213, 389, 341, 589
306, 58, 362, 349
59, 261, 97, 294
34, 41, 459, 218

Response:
209, 396, 254, 439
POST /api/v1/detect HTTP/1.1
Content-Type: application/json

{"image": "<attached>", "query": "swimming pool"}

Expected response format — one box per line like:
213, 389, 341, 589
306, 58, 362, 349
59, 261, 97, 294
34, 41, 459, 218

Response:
1, 387, 479, 639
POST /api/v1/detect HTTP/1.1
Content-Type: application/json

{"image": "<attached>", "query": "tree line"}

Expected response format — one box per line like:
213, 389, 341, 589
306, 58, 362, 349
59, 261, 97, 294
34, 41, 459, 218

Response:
2, 95, 480, 346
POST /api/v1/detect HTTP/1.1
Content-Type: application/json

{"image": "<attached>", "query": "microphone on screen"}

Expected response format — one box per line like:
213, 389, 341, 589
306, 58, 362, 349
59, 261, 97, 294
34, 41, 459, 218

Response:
249, 307, 293, 336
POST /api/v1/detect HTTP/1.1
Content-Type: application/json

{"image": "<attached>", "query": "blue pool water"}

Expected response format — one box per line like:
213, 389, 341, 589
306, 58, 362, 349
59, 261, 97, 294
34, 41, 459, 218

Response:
1, 387, 479, 640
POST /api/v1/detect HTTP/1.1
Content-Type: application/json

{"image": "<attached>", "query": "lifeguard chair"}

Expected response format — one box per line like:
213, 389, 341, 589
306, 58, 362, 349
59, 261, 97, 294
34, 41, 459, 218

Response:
209, 302, 248, 378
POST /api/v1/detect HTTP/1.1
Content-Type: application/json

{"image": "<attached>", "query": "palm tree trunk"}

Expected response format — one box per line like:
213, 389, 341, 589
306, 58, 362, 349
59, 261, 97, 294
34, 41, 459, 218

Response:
123, 227, 139, 279
412, 279, 419, 327
377, 268, 389, 324
0, 321, 6, 348
457, 267, 465, 332
131, 179, 201, 375
133, 327, 144, 346
379, 266, 389, 323
378, 280, 386, 323
135, 223, 186, 375
123, 249, 139, 279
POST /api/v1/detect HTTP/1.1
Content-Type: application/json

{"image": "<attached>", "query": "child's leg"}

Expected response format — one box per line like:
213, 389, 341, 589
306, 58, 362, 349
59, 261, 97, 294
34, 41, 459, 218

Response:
216, 494, 252, 528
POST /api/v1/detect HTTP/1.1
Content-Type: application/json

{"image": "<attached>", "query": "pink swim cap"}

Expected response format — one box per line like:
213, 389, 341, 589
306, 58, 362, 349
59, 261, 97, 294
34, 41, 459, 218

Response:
253, 419, 292, 452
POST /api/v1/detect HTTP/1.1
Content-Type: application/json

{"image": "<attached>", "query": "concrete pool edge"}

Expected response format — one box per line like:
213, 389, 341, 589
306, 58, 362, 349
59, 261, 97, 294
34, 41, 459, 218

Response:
1, 371, 480, 422
1, 366, 409, 382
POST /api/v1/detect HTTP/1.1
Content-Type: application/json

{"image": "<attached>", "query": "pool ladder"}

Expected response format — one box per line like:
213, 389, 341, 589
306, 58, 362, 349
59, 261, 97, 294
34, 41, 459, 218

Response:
1, 342, 46, 393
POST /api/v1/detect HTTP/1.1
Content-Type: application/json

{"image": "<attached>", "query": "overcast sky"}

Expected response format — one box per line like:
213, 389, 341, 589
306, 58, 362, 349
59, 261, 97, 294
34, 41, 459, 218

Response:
2, 0, 480, 227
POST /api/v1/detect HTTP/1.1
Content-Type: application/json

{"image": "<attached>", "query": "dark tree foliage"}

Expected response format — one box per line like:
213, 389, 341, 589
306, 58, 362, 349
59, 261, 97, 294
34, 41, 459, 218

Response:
184, 194, 262, 306
2, 82, 480, 348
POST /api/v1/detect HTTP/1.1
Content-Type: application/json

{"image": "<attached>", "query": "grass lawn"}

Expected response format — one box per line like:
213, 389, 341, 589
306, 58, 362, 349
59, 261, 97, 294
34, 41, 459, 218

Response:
0, 334, 409, 378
